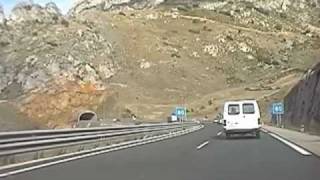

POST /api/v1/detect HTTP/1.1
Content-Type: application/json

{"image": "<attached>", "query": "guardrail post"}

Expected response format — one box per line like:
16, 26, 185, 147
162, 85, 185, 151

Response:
2, 156, 15, 166
78, 145, 85, 152
59, 148, 66, 155
34, 151, 44, 160
94, 144, 100, 149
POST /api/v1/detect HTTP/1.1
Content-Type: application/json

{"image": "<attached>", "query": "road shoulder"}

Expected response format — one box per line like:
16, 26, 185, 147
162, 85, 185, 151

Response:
263, 125, 320, 157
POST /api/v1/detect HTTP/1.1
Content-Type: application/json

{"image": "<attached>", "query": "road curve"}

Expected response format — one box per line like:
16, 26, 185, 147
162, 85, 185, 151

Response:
5, 124, 320, 180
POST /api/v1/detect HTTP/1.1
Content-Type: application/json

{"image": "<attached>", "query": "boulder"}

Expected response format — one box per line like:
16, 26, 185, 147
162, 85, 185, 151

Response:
139, 59, 151, 69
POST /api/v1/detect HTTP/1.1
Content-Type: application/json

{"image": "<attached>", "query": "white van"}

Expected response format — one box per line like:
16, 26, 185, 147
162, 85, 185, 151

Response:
223, 100, 261, 138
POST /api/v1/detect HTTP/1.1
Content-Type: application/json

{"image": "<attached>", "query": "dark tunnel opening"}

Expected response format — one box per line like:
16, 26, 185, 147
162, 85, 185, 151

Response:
79, 112, 96, 121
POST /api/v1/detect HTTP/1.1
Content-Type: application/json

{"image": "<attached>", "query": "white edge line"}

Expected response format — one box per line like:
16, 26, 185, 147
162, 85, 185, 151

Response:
269, 133, 312, 156
197, 141, 209, 150
217, 131, 222, 136
0, 125, 204, 178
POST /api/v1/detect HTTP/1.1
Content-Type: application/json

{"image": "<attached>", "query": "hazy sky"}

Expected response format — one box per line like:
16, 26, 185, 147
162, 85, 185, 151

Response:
0, 0, 74, 15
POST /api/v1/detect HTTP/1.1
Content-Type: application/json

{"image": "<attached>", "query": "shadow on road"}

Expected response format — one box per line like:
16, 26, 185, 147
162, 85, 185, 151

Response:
212, 134, 258, 141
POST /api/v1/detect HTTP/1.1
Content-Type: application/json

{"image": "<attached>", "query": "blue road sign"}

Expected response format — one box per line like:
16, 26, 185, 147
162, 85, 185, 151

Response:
175, 107, 187, 119
176, 107, 186, 116
272, 103, 284, 115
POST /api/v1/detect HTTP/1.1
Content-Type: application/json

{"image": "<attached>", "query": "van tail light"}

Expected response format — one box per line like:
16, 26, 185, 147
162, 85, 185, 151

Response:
258, 118, 261, 125
223, 120, 227, 126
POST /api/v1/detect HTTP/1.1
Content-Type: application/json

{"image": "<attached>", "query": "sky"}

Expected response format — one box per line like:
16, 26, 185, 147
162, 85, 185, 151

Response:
0, 0, 74, 15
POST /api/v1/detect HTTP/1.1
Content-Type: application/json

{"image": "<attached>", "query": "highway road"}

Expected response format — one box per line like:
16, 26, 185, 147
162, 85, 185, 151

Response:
5, 124, 320, 180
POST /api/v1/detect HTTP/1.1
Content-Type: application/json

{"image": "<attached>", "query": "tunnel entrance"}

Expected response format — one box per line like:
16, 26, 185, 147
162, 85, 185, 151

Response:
77, 111, 97, 122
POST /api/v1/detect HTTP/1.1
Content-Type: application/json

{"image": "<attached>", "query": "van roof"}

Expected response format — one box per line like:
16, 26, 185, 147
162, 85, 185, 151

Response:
224, 100, 258, 104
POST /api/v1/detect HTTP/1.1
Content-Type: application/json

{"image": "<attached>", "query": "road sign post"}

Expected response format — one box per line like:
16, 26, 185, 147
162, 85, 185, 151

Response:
272, 102, 284, 128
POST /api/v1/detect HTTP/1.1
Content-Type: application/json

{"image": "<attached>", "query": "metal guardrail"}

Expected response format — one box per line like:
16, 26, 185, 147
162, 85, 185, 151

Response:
0, 124, 204, 178
0, 122, 189, 137
0, 122, 197, 157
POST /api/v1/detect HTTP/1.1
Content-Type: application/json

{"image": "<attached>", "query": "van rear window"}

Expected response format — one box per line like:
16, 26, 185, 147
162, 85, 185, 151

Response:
243, 103, 255, 114
228, 104, 240, 115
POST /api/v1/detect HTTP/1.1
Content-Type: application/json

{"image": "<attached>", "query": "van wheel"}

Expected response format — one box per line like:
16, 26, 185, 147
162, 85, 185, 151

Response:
255, 131, 261, 139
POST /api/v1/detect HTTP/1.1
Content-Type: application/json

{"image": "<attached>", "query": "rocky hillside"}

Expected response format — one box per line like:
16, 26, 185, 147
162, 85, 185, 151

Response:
0, 1, 117, 128
70, 0, 165, 15
284, 61, 320, 133
0, 0, 319, 129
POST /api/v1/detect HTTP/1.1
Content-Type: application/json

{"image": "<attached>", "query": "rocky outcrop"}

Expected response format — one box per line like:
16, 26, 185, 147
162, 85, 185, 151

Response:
0, 4, 5, 25
199, 0, 319, 11
0, 2, 118, 128
70, 0, 164, 15
284, 61, 320, 133
45, 2, 61, 15
19, 81, 110, 129
8, 1, 63, 25
0, 25, 116, 95
198, 0, 320, 29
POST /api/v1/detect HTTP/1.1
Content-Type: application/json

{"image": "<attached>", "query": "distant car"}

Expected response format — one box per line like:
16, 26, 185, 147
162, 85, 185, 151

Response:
213, 113, 223, 124
223, 100, 261, 138
167, 114, 178, 123
171, 115, 178, 122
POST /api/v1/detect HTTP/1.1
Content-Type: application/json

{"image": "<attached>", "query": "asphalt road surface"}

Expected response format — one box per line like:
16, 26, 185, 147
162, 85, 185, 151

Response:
5, 124, 320, 180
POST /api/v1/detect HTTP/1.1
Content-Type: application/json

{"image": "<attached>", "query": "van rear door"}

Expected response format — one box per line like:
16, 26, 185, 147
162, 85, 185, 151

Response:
225, 103, 241, 129
240, 103, 259, 129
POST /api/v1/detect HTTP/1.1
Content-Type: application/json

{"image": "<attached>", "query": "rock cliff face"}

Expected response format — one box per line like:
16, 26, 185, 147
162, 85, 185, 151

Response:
284, 61, 320, 133
71, 0, 320, 13
8, 1, 62, 24
70, 0, 164, 15
0, 2, 117, 128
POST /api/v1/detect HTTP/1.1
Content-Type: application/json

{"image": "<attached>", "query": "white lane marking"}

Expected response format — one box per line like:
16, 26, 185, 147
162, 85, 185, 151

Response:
217, 131, 222, 136
0, 125, 204, 178
197, 141, 209, 150
269, 133, 312, 156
